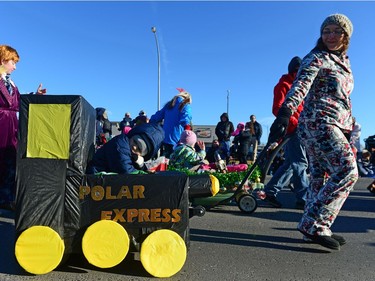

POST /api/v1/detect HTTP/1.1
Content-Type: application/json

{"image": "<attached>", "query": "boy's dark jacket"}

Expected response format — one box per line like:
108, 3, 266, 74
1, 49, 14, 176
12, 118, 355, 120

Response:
215, 113, 234, 141
87, 123, 164, 174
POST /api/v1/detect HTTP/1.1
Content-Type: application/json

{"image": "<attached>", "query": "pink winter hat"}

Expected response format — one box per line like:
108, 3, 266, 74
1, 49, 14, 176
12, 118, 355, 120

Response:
180, 130, 197, 147
123, 126, 132, 135
232, 122, 245, 136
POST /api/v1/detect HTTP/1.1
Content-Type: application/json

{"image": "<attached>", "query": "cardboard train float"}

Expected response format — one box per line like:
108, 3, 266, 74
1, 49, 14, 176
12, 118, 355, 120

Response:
14, 95, 220, 278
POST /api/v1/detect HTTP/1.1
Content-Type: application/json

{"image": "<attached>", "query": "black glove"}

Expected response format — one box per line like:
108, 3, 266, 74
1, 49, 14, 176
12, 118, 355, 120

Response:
268, 106, 292, 144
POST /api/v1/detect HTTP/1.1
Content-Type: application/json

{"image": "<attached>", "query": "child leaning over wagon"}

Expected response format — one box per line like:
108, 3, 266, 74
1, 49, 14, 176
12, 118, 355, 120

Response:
86, 123, 164, 174
169, 130, 207, 171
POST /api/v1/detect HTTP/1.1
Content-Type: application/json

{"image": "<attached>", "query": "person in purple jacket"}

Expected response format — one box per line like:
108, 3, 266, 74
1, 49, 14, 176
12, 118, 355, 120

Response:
0, 45, 46, 211
268, 14, 358, 250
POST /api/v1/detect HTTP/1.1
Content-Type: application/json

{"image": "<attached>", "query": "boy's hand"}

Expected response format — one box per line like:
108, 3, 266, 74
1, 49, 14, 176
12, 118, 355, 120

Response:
197, 140, 205, 150
36, 83, 47, 95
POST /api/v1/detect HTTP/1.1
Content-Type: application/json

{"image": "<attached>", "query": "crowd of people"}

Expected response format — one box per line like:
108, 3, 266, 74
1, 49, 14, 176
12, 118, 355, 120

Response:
214, 113, 263, 165
1, 13, 374, 253
91, 87, 259, 175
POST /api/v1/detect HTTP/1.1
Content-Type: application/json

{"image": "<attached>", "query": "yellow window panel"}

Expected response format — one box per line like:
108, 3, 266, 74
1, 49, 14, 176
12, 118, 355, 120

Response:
27, 104, 71, 159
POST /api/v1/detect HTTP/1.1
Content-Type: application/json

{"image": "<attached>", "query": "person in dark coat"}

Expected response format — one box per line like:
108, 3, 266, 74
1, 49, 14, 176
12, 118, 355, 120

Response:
95, 107, 112, 147
245, 115, 263, 162
87, 123, 165, 174
215, 113, 234, 163
118, 112, 133, 131
133, 110, 149, 127
206, 139, 220, 163
233, 124, 252, 164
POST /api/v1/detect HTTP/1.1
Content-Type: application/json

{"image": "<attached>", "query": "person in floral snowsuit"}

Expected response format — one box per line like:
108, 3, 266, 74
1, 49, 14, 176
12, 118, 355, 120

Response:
169, 130, 206, 171
268, 14, 358, 250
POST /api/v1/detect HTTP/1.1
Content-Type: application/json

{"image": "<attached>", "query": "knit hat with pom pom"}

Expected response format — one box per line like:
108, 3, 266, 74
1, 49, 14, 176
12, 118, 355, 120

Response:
320, 13, 353, 38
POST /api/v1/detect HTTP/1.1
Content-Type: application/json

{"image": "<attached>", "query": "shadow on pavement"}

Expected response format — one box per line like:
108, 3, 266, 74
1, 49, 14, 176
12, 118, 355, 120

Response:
190, 228, 330, 254
57, 253, 152, 278
0, 211, 27, 276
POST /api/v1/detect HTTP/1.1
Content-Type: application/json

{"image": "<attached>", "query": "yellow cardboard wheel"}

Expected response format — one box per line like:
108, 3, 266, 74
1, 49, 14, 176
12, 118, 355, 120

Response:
82, 220, 130, 268
15, 225, 65, 275
140, 229, 187, 278
209, 175, 220, 196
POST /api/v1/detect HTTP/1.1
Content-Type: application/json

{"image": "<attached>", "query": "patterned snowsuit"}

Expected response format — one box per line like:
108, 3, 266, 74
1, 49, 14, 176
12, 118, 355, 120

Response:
284, 48, 358, 236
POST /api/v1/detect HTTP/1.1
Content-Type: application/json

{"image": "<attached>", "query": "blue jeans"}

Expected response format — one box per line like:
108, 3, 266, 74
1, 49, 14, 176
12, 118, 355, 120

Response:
219, 140, 231, 163
264, 133, 309, 201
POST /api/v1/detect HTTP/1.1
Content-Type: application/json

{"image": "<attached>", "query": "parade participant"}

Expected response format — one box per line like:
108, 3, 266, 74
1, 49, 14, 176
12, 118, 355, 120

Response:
150, 88, 192, 158
206, 139, 220, 164
232, 123, 252, 164
245, 115, 262, 163
215, 112, 234, 163
95, 107, 112, 148
169, 130, 206, 171
0, 45, 46, 211
87, 122, 164, 174
118, 112, 133, 131
133, 110, 149, 127
262, 56, 309, 209
268, 14, 357, 250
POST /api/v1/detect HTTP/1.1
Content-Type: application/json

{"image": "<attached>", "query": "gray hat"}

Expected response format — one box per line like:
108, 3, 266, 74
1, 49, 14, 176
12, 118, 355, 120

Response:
130, 135, 149, 156
321, 13, 353, 38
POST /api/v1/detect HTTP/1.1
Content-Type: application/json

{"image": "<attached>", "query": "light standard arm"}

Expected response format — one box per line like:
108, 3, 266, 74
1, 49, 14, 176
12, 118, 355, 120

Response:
151, 27, 161, 111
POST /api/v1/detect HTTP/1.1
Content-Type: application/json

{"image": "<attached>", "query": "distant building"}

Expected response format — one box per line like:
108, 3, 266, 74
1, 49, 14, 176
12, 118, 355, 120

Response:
193, 125, 216, 147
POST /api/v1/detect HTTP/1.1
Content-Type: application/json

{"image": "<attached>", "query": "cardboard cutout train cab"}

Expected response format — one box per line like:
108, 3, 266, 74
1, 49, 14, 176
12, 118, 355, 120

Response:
14, 95, 219, 277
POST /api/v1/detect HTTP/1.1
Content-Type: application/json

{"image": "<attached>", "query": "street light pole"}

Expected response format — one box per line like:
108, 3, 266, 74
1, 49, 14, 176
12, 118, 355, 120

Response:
227, 89, 230, 115
151, 26, 161, 110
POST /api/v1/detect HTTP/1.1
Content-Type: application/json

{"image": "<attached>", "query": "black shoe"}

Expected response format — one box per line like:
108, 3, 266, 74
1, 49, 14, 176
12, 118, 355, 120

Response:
331, 233, 346, 246
298, 230, 340, 250
262, 195, 282, 208
303, 233, 346, 246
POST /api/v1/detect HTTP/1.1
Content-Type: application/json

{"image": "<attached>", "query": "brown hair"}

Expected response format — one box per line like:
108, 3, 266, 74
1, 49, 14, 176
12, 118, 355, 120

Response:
315, 32, 350, 55
0, 45, 20, 63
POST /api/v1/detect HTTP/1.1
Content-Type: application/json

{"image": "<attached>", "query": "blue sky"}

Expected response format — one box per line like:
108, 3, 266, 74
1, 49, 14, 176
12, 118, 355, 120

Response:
3, 1, 374, 146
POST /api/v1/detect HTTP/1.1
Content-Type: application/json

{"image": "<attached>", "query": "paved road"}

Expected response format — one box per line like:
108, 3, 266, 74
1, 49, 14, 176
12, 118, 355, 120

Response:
1, 177, 374, 281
